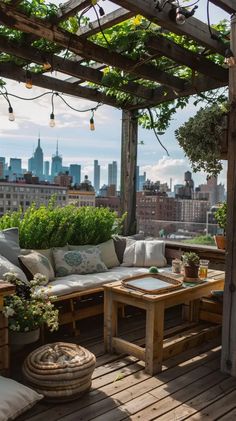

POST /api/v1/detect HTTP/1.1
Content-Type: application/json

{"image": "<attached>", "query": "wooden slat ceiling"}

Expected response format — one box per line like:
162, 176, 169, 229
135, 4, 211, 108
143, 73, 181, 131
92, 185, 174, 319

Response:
0, 0, 232, 110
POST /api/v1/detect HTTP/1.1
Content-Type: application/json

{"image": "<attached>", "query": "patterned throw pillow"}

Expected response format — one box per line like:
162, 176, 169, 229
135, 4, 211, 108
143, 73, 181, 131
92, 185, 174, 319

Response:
18, 251, 55, 282
53, 248, 108, 277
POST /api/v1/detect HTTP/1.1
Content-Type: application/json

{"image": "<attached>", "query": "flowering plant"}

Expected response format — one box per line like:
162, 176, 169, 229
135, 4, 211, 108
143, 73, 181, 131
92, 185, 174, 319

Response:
2, 273, 59, 333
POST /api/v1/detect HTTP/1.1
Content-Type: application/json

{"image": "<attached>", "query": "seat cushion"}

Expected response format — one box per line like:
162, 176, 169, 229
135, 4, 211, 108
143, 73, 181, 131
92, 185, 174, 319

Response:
122, 240, 167, 268
36, 266, 149, 297
0, 228, 21, 267
18, 251, 55, 282
0, 375, 43, 421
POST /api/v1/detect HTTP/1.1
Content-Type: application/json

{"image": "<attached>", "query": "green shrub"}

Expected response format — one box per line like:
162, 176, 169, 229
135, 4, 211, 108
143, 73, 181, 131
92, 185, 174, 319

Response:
0, 202, 125, 249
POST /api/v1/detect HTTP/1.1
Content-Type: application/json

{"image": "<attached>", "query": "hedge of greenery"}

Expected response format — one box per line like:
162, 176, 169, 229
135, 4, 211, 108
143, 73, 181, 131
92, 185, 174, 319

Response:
0, 202, 125, 249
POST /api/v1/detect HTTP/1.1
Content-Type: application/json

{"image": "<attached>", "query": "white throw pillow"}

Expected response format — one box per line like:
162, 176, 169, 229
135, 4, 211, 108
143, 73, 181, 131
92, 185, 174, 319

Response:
18, 251, 55, 282
122, 240, 167, 268
53, 248, 108, 277
0, 375, 43, 421
68, 239, 120, 268
0, 255, 28, 284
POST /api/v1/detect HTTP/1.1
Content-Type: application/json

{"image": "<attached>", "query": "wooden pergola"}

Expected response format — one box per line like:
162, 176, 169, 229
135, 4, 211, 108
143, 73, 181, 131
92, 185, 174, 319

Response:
0, 0, 235, 376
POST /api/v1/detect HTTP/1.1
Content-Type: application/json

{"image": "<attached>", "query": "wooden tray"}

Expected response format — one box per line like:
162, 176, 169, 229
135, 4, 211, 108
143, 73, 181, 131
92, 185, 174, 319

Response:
121, 273, 183, 294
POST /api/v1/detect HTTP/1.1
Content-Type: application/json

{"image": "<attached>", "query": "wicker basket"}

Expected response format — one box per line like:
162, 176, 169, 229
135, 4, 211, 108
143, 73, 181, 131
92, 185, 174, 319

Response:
22, 342, 96, 402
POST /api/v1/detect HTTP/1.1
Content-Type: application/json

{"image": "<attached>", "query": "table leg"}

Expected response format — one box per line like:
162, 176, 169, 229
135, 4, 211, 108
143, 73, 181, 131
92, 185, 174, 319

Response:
182, 299, 200, 322
104, 289, 118, 352
145, 301, 165, 375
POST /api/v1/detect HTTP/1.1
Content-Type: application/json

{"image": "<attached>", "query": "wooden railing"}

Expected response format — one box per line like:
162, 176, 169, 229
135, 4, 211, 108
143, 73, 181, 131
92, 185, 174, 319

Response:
165, 241, 225, 271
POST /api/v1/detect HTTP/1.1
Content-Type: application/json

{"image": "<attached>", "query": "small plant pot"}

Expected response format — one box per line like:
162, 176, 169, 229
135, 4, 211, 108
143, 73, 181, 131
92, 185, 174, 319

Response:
184, 265, 199, 279
214, 235, 226, 250
9, 328, 40, 351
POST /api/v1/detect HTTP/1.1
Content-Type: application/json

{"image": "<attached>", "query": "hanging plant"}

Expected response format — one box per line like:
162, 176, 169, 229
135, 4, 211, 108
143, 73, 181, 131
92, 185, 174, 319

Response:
175, 102, 229, 176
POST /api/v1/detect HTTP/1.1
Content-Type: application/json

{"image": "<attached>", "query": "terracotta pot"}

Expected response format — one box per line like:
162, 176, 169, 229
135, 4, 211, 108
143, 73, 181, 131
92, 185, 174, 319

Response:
184, 265, 199, 279
214, 235, 226, 250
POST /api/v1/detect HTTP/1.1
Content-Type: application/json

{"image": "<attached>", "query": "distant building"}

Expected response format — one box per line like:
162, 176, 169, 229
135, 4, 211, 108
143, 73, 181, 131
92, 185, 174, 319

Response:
0, 157, 5, 179
138, 171, 146, 192
33, 136, 43, 179
95, 196, 121, 215
0, 181, 68, 216
136, 166, 140, 191
69, 164, 81, 185
94, 160, 100, 193
77, 175, 94, 192
51, 141, 62, 178
108, 161, 117, 189
54, 172, 72, 187
68, 190, 95, 207
44, 161, 50, 178
9, 158, 22, 181
197, 176, 226, 206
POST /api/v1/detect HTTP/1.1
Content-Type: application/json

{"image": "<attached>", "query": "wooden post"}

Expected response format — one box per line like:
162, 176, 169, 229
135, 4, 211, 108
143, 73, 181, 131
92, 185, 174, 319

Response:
221, 13, 236, 375
120, 109, 138, 235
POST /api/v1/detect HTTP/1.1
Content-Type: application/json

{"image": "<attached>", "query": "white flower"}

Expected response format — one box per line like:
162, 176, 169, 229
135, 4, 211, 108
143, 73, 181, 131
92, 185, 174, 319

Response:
4, 307, 15, 317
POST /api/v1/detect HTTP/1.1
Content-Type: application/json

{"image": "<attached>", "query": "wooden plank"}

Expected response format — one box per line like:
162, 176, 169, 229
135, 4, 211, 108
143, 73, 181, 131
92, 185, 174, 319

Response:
189, 389, 236, 420
0, 62, 121, 109
0, 4, 186, 92
221, 14, 236, 376
0, 36, 158, 101
120, 110, 138, 235
77, 8, 134, 38
147, 35, 228, 82
112, 0, 226, 55
104, 289, 118, 352
199, 310, 222, 324
56, 0, 91, 22
112, 337, 145, 361
145, 301, 164, 374
210, 0, 236, 14
58, 303, 104, 325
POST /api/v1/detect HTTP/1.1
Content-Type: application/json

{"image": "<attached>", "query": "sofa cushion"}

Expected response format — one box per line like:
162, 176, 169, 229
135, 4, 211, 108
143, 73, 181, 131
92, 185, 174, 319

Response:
36, 266, 150, 297
0, 375, 43, 421
0, 228, 21, 267
18, 251, 55, 282
0, 254, 28, 284
68, 239, 119, 269
53, 248, 108, 277
122, 240, 167, 268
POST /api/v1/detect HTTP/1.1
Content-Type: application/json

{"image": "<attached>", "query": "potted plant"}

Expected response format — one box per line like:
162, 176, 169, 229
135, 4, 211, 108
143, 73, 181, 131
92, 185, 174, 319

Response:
2, 272, 59, 347
182, 252, 200, 279
214, 202, 227, 250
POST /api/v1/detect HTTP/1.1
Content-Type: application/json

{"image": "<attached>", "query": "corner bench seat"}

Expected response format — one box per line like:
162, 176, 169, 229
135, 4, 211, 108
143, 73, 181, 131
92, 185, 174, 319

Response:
37, 266, 149, 298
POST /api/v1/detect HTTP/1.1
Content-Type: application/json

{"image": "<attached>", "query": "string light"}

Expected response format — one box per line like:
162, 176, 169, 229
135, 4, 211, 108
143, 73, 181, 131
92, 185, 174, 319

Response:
42, 61, 52, 71
0, 86, 102, 128
90, 111, 95, 130
224, 49, 236, 68
8, 106, 15, 121
25, 70, 33, 89
98, 5, 105, 16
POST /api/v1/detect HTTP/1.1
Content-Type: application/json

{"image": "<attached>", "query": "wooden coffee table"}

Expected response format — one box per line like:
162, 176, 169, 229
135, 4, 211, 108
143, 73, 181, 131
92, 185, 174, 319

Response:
104, 269, 225, 375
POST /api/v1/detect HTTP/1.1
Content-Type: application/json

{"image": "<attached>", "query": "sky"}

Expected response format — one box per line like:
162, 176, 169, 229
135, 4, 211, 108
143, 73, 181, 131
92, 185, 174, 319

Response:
0, 0, 229, 189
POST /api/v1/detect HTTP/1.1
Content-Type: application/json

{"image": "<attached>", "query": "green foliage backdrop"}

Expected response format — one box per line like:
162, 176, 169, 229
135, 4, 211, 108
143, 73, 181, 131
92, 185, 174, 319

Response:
0, 202, 125, 248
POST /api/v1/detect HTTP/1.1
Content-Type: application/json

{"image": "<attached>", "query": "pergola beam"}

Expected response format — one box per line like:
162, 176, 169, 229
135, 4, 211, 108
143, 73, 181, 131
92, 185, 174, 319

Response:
56, 0, 92, 23
147, 35, 228, 83
210, 0, 236, 14
0, 36, 161, 101
0, 63, 123, 109
76, 8, 134, 38
0, 4, 186, 92
111, 0, 227, 55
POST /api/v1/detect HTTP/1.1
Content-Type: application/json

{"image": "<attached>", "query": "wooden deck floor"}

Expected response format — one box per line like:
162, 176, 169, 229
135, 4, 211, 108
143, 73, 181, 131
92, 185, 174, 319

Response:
13, 308, 236, 421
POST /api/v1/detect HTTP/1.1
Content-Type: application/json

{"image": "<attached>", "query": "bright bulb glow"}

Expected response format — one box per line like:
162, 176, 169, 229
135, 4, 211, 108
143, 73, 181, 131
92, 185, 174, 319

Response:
25, 80, 33, 89
8, 106, 15, 122
224, 56, 236, 68
43, 62, 52, 71
49, 112, 55, 127
90, 117, 95, 131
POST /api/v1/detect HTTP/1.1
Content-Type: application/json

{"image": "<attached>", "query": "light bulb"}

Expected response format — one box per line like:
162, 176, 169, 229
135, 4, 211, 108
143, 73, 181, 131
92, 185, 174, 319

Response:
90, 117, 95, 131
49, 112, 55, 127
43, 61, 52, 71
175, 8, 186, 25
25, 70, 33, 89
8, 106, 15, 122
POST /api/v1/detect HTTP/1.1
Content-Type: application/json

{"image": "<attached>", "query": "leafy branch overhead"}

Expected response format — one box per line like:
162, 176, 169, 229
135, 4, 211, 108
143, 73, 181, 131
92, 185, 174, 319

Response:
175, 103, 229, 176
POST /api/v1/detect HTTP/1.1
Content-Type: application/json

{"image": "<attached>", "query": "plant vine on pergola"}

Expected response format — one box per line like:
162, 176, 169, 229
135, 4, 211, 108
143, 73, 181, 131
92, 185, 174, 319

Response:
1, 0, 236, 379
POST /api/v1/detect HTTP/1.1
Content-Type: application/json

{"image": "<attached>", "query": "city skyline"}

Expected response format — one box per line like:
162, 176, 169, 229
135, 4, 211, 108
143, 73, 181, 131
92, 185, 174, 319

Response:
0, 2, 228, 188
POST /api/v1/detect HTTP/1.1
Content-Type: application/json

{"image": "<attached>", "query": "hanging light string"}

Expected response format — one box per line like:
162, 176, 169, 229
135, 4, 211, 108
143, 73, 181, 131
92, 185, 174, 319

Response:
0, 88, 102, 129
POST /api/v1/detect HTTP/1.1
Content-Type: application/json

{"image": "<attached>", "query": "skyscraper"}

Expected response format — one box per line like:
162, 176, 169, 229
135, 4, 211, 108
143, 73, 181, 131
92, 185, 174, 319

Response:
9, 158, 22, 180
69, 164, 81, 185
34, 135, 44, 179
0, 157, 5, 178
44, 161, 50, 178
51, 140, 62, 178
108, 161, 117, 189
94, 160, 100, 193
